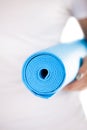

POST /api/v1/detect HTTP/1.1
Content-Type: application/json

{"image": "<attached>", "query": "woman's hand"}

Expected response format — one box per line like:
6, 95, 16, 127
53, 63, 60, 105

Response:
64, 56, 87, 91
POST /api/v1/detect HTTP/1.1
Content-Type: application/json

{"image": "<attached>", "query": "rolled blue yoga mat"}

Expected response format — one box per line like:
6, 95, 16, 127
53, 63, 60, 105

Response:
22, 39, 87, 98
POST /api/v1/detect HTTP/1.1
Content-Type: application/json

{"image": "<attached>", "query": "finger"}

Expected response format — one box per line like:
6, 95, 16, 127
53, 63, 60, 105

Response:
63, 80, 79, 91
64, 74, 87, 91
64, 56, 87, 91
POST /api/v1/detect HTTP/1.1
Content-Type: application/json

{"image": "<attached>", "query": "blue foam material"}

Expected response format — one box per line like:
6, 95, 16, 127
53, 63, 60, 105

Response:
22, 39, 87, 98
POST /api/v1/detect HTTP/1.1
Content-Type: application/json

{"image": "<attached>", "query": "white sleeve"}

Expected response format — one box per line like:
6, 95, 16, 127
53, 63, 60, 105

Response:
70, 0, 87, 19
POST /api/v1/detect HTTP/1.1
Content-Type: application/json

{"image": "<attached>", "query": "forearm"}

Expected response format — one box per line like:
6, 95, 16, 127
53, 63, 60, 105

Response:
78, 18, 87, 40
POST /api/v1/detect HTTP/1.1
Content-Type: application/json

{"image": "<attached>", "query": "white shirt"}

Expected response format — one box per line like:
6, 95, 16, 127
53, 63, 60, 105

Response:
0, 0, 87, 130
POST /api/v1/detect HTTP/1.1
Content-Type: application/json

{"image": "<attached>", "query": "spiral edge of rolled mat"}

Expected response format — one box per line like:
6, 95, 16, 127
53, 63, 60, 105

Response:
22, 52, 66, 99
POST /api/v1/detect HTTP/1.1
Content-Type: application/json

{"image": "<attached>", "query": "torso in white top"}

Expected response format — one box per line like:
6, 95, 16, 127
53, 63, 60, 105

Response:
0, 0, 87, 130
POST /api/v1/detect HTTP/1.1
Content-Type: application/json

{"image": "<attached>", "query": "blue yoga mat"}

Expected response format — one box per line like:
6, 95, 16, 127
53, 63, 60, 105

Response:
22, 39, 87, 98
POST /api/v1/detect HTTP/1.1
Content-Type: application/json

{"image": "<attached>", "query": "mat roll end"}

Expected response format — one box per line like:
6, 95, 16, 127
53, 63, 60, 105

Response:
22, 52, 65, 99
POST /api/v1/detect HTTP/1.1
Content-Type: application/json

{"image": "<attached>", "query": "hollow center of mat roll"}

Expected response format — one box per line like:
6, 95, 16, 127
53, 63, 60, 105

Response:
39, 69, 49, 79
